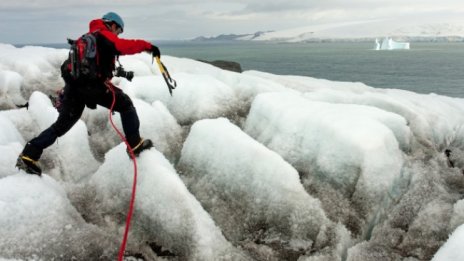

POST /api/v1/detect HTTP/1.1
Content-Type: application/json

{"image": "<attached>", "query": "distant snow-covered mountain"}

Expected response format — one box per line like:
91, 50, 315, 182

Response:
192, 31, 272, 42
196, 18, 464, 43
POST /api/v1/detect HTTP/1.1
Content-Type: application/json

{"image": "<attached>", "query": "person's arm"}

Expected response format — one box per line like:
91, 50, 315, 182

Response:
99, 30, 152, 55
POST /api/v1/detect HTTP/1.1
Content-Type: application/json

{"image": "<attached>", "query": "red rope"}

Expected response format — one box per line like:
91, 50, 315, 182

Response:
105, 81, 138, 261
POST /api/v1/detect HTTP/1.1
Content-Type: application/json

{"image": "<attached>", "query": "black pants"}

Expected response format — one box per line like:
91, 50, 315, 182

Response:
22, 79, 140, 160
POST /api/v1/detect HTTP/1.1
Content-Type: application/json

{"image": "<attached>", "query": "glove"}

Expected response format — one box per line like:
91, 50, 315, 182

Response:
151, 45, 161, 58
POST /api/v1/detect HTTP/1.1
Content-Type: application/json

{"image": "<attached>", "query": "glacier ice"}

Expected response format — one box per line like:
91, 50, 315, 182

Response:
178, 117, 351, 259
1, 43, 464, 260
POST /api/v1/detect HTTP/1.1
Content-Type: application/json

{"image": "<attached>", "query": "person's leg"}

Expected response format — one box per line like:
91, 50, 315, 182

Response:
18, 85, 85, 174
96, 82, 152, 155
96, 83, 141, 147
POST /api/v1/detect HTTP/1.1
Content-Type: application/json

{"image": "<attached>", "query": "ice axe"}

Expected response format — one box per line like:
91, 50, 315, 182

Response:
154, 55, 177, 96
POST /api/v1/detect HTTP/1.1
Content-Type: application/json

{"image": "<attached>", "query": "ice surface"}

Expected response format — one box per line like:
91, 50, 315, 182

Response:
89, 144, 247, 260
0, 174, 116, 260
244, 92, 408, 237
26, 92, 99, 182
432, 224, 464, 261
246, 70, 464, 149
1, 43, 464, 260
0, 44, 67, 97
0, 70, 24, 109
179, 118, 351, 258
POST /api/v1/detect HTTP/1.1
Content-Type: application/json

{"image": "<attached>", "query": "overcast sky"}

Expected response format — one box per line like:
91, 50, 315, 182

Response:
1, 0, 463, 44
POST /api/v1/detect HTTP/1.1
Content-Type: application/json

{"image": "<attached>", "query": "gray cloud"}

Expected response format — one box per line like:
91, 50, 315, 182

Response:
0, 1, 463, 44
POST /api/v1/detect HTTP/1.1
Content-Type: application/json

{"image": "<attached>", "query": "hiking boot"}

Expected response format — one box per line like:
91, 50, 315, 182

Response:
127, 138, 153, 157
16, 154, 42, 176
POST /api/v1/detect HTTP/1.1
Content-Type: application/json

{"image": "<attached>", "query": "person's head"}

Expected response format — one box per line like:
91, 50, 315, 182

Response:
102, 12, 124, 35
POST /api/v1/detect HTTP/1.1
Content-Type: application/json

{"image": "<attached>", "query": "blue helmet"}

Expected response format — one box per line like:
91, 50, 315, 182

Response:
102, 12, 124, 32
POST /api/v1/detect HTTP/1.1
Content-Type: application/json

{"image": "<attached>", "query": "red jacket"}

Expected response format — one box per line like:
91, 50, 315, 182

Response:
88, 19, 152, 79
89, 19, 152, 55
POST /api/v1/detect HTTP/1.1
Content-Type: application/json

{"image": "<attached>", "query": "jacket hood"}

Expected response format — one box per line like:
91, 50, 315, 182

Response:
89, 19, 110, 33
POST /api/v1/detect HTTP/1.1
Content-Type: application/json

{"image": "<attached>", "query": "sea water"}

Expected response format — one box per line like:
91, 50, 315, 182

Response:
157, 41, 464, 98
38, 41, 464, 98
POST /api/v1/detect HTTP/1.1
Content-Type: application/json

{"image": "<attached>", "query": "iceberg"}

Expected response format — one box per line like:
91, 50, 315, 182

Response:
375, 37, 410, 50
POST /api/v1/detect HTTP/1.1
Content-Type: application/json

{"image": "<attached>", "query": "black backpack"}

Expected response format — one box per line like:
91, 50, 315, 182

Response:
66, 31, 99, 80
